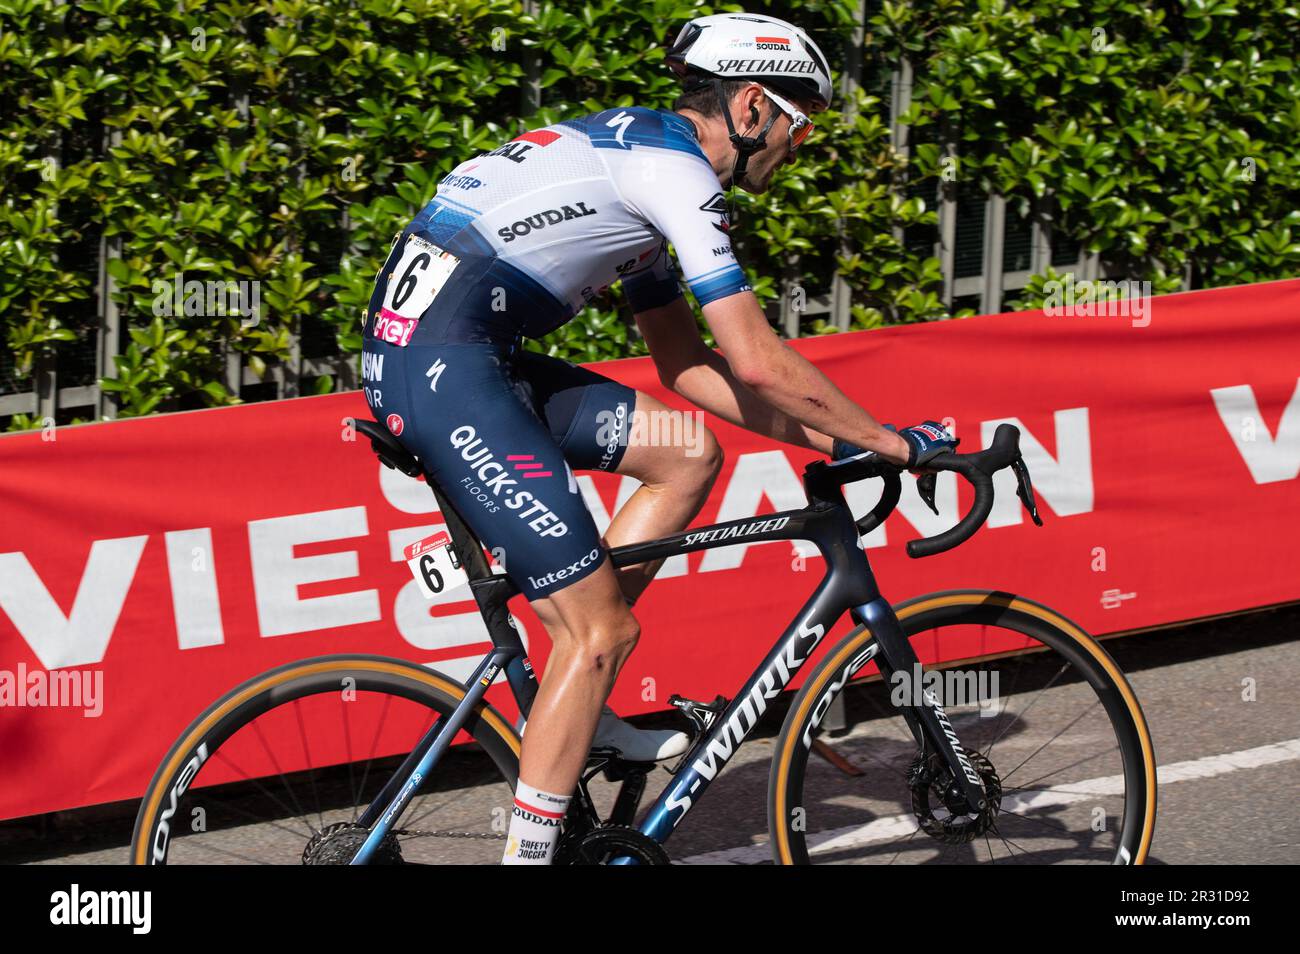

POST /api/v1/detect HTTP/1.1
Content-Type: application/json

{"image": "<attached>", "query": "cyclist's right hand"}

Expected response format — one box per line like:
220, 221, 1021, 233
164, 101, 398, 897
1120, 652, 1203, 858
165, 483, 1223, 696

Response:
894, 420, 959, 469
833, 421, 951, 470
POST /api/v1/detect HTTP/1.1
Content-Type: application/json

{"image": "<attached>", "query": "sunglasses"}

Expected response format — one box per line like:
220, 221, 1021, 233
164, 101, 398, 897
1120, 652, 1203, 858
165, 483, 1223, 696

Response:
760, 85, 814, 152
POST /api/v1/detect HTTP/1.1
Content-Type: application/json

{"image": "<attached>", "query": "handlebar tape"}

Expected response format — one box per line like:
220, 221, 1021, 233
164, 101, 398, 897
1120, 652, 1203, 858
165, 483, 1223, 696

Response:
906, 423, 1023, 558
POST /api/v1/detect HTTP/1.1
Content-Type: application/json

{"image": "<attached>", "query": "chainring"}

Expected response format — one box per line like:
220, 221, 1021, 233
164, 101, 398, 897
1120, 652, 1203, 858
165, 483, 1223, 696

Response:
553, 824, 671, 866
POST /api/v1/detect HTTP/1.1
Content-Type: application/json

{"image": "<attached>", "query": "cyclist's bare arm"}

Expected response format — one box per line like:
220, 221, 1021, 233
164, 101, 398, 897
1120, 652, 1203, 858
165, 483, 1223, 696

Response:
635, 296, 823, 449
634, 292, 910, 465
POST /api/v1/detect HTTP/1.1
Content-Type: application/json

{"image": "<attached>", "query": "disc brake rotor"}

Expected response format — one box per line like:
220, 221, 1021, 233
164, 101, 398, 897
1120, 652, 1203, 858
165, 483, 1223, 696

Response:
908, 750, 1003, 845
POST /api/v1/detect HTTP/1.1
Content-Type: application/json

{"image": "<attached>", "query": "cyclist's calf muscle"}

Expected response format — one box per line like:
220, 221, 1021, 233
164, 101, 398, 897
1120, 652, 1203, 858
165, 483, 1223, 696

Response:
518, 562, 639, 792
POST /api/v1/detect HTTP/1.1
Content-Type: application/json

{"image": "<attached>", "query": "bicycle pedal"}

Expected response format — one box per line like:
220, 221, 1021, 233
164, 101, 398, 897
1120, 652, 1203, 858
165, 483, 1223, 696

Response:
600, 760, 650, 784
583, 746, 648, 776
586, 747, 652, 778
586, 746, 621, 766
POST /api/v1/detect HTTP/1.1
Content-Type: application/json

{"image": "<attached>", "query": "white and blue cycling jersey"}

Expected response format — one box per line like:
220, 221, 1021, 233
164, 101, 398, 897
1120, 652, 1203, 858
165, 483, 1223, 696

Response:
360, 107, 748, 602
366, 106, 751, 348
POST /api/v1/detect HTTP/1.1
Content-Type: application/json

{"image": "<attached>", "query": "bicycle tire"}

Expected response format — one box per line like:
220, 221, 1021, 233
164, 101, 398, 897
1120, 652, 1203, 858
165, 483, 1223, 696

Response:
769, 590, 1157, 865
131, 654, 521, 864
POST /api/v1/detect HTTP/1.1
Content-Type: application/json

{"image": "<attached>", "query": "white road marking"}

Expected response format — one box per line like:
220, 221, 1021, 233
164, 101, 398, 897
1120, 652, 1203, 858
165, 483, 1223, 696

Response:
674, 737, 1300, 865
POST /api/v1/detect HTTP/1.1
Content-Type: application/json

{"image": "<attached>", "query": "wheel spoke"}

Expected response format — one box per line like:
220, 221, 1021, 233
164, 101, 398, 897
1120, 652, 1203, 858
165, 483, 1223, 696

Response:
135, 664, 522, 865
981, 653, 1028, 762
340, 697, 357, 820
783, 606, 1149, 866
172, 783, 316, 846
248, 718, 317, 836
983, 660, 1072, 757
817, 737, 906, 779
352, 692, 397, 821
1006, 745, 1118, 791
210, 748, 317, 838
811, 738, 865, 776
886, 826, 925, 865
292, 698, 326, 834
997, 701, 1100, 784
171, 836, 281, 865
401, 783, 487, 832
993, 804, 1080, 837
986, 821, 1035, 859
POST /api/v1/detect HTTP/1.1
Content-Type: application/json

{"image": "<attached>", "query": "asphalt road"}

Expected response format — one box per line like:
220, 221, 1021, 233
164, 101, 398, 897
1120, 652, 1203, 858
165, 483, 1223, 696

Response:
4, 601, 1298, 865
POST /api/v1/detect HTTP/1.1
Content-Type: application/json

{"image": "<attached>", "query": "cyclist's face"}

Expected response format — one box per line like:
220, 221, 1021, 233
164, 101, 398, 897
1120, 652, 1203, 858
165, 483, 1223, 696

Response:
736, 92, 817, 195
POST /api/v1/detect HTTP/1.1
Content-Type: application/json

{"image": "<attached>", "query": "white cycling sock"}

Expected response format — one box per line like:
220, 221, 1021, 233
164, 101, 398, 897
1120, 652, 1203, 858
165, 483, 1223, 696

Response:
501, 778, 571, 865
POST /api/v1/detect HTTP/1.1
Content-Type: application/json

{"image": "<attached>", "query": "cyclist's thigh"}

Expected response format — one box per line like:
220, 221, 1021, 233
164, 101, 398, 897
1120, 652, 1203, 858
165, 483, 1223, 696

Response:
513, 350, 718, 487
511, 349, 637, 474
613, 391, 719, 485
360, 338, 609, 602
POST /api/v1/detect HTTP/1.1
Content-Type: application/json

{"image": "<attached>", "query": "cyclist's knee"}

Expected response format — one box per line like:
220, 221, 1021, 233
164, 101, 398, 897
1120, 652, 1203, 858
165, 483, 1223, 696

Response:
691, 426, 724, 484
567, 609, 640, 674
677, 424, 723, 498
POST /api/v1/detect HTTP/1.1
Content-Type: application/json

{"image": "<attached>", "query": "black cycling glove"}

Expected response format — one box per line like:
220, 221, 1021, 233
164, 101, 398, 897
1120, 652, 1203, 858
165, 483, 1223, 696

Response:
896, 421, 959, 468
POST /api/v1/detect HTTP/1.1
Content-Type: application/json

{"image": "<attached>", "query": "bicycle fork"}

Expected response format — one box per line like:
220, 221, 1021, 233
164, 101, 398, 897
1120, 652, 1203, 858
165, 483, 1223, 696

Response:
853, 598, 989, 815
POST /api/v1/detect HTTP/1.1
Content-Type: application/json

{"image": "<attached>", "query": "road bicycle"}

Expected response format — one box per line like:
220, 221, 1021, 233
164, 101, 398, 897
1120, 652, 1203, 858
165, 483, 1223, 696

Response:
132, 418, 1156, 864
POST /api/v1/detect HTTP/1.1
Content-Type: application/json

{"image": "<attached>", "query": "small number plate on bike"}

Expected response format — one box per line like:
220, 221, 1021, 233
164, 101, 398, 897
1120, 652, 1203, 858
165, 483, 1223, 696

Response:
404, 530, 469, 599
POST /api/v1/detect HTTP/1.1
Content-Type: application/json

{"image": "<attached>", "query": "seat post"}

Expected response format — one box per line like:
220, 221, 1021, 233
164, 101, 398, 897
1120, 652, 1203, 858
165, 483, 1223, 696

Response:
352, 417, 522, 652
421, 474, 523, 653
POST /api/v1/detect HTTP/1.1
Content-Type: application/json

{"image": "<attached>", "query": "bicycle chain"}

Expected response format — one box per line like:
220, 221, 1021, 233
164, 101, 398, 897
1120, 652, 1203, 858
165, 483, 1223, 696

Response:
390, 828, 506, 841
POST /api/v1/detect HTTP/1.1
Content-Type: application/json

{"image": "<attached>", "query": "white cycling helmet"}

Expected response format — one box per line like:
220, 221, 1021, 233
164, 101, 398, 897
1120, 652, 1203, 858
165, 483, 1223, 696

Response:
665, 12, 834, 112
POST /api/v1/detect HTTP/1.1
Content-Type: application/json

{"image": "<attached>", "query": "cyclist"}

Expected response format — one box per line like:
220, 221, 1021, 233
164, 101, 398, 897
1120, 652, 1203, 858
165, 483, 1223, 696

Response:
359, 11, 956, 864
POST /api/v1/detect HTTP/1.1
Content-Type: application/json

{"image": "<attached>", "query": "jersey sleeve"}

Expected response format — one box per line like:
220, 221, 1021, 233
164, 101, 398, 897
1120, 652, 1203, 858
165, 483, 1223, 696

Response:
609, 112, 753, 308
619, 240, 683, 313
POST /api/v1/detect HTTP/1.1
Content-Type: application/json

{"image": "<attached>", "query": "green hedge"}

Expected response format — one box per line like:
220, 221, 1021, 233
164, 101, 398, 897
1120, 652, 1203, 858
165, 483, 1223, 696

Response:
2, 0, 1297, 426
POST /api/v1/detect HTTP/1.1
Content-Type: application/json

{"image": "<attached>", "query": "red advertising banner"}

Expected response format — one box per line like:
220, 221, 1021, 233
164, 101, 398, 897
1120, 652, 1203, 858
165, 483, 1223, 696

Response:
1, 278, 1298, 821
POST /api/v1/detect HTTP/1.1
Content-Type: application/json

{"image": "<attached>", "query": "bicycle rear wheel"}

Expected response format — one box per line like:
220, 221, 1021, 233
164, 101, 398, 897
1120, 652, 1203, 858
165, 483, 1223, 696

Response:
769, 590, 1156, 864
131, 654, 520, 864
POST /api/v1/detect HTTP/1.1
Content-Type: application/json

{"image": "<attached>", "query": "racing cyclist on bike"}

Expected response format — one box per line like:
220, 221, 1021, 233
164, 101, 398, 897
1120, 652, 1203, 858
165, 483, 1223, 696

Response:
358, 12, 957, 864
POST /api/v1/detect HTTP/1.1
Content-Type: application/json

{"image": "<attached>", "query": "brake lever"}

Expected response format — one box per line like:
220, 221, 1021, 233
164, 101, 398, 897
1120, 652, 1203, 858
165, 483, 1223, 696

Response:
1010, 456, 1044, 526
916, 472, 939, 515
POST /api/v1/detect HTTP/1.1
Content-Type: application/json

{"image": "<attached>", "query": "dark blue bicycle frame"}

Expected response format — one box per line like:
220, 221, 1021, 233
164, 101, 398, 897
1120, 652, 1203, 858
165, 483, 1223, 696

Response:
349, 449, 985, 864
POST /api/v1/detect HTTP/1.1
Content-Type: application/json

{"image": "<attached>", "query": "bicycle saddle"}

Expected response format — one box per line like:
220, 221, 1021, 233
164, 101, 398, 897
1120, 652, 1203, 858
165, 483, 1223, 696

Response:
354, 417, 423, 478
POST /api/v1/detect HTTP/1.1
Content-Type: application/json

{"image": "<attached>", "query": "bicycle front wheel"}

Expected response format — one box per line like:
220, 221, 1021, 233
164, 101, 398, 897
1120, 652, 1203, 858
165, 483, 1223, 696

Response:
769, 590, 1156, 864
131, 654, 521, 864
